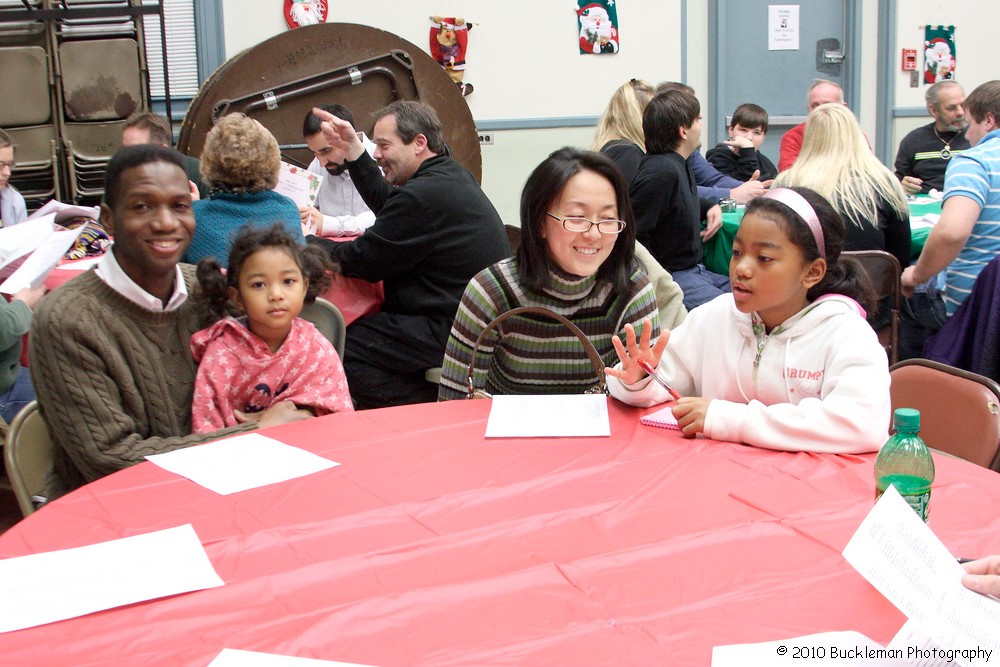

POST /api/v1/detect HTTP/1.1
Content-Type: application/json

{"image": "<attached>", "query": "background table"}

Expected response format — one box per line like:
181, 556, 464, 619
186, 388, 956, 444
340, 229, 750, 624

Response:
703, 196, 941, 275
0, 399, 997, 666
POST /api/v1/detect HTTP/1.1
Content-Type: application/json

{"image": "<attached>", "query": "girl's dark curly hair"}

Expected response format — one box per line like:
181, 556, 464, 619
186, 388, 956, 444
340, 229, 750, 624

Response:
197, 223, 337, 323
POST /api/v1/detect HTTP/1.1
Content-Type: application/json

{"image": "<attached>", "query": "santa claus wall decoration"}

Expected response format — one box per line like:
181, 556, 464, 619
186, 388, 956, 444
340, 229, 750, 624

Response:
923, 25, 956, 85
577, 1, 619, 55
285, 0, 328, 29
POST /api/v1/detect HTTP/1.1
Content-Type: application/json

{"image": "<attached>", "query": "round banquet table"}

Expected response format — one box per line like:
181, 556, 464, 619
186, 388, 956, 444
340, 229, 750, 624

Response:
0, 399, 998, 666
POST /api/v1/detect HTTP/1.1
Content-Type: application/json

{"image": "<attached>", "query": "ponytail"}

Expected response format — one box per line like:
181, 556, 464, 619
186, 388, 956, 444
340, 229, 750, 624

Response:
195, 257, 230, 324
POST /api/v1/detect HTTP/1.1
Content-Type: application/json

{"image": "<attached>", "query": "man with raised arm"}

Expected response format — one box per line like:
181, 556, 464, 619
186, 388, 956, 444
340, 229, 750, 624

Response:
308, 101, 509, 409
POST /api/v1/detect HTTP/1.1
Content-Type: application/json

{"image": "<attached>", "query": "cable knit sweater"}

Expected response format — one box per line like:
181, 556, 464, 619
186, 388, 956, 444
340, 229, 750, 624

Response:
29, 265, 253, 496
438, 257, 659, 400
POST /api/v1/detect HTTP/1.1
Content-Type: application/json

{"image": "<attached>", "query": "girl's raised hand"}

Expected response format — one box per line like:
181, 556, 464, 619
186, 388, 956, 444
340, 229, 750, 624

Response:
605, 319, 669, 385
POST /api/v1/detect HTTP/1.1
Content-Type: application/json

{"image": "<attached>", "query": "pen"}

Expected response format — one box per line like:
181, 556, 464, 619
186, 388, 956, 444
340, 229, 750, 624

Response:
637, 360, 683, 401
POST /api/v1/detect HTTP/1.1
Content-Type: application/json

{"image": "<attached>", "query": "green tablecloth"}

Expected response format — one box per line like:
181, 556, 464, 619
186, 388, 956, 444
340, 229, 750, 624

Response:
702, 196, 940, 275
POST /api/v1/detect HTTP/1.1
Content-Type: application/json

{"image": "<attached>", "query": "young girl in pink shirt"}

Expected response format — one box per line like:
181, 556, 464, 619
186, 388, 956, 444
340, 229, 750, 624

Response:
191, 224, 353, 433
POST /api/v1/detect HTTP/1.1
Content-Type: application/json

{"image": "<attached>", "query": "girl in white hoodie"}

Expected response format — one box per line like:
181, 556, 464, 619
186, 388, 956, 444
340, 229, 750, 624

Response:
606, 186, 891, 454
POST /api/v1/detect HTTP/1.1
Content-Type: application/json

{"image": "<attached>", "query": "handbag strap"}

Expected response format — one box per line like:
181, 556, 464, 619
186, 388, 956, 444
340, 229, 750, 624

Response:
465, 306, 608, 399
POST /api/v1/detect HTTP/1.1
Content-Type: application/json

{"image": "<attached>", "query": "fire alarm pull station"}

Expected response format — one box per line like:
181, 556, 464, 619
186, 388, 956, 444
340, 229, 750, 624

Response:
902, 48, 917, 71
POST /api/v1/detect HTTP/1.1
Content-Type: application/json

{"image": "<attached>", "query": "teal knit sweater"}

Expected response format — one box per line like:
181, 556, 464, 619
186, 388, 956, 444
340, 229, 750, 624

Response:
185, 190, 303, 267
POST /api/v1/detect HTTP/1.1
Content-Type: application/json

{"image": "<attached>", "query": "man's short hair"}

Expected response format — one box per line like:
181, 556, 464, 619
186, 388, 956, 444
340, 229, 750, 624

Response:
302, 103, 355, 137
730, 103, 769, 134
655, 81, 695, 97
643, 89, 700, 155
0, 128, 12, 149
962, 82, 1000, 128
925, 80, 962, 109
123, 112, 172, 146
373, 101, 447, 154
104, 144, 185, 211
809, 79, 843, 98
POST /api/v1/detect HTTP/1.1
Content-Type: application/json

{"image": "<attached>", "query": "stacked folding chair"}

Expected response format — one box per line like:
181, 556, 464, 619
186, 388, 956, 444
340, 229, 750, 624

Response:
0, 0, 61, 210
51, 0, 149, 204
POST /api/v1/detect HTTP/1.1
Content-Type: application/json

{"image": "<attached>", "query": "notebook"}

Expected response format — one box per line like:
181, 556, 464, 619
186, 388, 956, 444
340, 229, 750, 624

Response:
640, 405, 679, 430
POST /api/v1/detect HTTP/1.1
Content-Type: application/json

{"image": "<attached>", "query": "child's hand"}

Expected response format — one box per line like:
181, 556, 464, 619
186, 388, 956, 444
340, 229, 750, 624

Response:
235, 400, 313, 428
672, 397, 712, 438
723, 137, 754, 150
605, 319, 669, 385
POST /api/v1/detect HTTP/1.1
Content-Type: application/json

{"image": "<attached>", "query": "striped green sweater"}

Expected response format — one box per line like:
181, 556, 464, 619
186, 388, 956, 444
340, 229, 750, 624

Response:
438, 258, 659, 400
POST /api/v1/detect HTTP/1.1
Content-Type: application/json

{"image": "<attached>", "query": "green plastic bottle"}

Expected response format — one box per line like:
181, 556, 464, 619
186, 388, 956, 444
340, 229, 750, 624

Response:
874, 408, 935, 521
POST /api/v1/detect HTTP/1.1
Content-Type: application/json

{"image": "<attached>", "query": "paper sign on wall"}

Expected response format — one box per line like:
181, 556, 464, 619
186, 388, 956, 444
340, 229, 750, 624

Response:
768, 5, 799, 51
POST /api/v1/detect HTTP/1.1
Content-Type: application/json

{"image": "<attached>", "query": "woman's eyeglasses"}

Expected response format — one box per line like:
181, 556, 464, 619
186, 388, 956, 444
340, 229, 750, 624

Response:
546, 212, 626, 235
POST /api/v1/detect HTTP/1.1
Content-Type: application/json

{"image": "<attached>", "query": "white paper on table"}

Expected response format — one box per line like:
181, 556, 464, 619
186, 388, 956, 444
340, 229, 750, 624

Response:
146, 433, 340, 495
484, 394, 611, 438
210, 649, 376, 667
842, 485, 1000, 667
26, 200, 100, 224
0, 215, 54, 270
0, 524, 223, 634
53, 254, 102, 271
712, 630, 905, 666
0, 225, 86, 293
275, 161, 324, 208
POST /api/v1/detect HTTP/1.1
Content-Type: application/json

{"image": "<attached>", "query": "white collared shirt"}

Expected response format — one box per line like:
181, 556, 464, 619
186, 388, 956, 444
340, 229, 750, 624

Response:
95, 246, 188, 312
308, 132, 377, 237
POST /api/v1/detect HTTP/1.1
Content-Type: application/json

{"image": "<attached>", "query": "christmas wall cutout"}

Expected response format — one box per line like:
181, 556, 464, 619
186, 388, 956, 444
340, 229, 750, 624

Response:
577, 1, 619, 55
923, 25, 956, 85
285, 0, 328, 29
430, 17, 473, 96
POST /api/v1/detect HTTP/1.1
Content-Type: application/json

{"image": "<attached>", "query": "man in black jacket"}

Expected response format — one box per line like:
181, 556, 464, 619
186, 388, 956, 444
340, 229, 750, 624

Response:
309, 101, 509, 408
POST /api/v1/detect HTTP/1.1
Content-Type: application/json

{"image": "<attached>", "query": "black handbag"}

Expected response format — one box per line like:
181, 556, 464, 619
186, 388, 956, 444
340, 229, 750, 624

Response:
465, 306, 608, 399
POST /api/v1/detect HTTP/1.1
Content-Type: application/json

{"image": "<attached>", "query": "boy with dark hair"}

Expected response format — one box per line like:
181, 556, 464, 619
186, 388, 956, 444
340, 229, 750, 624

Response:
630, 90, 730, 310
706, 103, 778, 181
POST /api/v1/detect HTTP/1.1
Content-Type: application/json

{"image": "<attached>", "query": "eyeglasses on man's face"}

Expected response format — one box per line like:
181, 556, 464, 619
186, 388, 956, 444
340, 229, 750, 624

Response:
0, 161, 15, 171
546, 212, 626, 235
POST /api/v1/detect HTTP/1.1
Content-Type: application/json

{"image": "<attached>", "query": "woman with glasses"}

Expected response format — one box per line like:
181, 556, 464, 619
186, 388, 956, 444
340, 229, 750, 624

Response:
0, 129, 27, 226
436, 147, 660, 400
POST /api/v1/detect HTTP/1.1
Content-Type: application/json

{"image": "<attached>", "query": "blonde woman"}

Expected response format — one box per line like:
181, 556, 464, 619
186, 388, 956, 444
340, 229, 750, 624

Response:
774, 103, 911, 270
184, 113, 303, 267
592, 78, 655, 184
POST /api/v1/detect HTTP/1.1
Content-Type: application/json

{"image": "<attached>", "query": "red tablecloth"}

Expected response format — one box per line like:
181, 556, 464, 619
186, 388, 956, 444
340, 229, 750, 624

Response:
0, 399, 997, 666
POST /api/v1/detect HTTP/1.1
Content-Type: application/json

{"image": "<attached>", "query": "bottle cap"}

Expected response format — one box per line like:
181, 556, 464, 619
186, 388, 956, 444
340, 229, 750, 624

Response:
893, 407, 920, 431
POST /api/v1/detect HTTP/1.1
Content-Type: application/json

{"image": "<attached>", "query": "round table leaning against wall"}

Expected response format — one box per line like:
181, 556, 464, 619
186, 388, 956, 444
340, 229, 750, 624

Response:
0, 398, 996, 666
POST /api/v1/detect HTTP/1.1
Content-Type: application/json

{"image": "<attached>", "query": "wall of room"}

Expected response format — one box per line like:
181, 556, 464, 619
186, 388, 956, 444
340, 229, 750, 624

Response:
218, 0, 994, 223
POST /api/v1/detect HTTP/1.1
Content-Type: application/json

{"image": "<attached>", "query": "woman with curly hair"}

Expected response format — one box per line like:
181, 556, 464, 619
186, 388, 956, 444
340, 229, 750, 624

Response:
184, 114, 304, 267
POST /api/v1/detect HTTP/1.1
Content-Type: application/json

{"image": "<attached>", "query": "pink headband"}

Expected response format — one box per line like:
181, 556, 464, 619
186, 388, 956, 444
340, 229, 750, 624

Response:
764, 188, 826, 259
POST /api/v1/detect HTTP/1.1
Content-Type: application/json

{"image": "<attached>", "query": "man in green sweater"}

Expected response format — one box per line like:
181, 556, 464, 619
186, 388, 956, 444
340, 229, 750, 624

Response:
29, 144, 311, 498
